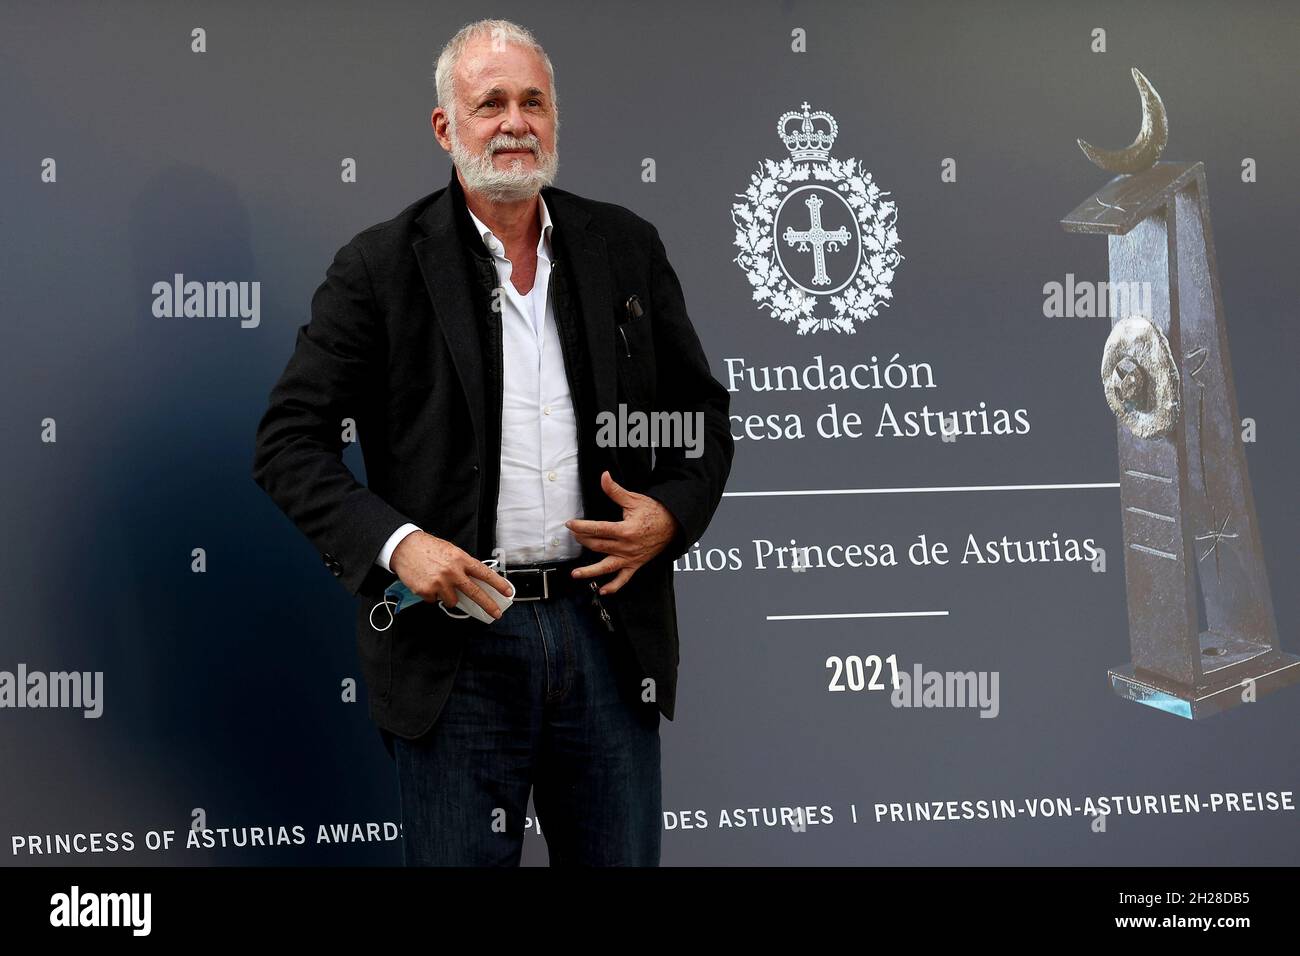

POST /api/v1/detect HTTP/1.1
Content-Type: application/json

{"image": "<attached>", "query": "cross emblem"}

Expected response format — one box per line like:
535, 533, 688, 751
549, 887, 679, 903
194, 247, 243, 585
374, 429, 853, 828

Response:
783, 193, 850, 285
1196, 511, 1239, 564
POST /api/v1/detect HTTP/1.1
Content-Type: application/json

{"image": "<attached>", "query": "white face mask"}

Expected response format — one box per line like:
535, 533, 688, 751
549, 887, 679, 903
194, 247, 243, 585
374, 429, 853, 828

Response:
368, 579, 422, 632
368, 559, 513, 630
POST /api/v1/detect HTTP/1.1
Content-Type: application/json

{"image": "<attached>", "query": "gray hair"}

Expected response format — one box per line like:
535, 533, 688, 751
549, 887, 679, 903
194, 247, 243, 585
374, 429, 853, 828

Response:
434, 19, 558, 130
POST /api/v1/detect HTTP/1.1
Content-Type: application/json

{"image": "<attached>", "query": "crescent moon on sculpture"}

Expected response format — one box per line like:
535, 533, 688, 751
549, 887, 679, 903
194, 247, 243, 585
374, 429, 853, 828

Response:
1077, 67, 1168, 174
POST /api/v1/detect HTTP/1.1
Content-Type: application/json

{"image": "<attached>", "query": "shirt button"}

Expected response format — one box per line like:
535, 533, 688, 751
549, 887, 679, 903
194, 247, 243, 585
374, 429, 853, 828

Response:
543, 405, 551, 415
547, 470, 557, 481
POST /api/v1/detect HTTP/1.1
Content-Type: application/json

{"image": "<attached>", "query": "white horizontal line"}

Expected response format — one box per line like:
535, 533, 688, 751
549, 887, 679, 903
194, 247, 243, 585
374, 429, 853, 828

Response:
1125, 469, 1173, 484
725, 482, 1121, 498
766, 611, 950, 621
1129, 542, 1178, 560
1126, 505, 1175, 522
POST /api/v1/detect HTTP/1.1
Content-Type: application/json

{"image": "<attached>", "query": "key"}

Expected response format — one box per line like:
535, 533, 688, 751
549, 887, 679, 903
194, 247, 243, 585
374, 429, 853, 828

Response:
587, 581, 616, 633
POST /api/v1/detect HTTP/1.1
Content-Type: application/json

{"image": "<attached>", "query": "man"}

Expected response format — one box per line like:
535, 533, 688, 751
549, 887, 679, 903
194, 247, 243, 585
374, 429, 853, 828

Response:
251, 18, 733, 866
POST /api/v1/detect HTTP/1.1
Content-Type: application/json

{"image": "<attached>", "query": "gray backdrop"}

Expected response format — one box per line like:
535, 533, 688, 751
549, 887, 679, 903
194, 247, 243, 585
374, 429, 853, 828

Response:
2, 0, 1296, 865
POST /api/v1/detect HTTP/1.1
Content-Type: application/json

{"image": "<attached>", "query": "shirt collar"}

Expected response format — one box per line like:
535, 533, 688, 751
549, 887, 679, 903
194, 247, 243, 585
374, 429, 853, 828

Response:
464, 194, 553, 263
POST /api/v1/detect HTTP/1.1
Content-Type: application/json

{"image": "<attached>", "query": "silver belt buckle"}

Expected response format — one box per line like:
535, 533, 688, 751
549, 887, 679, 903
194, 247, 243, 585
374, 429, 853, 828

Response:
507, 567, 548, 601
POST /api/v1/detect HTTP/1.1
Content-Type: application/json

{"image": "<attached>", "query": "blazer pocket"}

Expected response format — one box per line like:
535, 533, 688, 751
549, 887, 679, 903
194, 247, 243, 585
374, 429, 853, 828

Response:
615, 305, 656, 399
616, 343, 656, 407
617, 309, 652, 351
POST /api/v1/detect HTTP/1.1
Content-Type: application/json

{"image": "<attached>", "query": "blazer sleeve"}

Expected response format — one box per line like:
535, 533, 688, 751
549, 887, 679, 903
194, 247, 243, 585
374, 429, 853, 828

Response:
252, 238, 412, 596
638, 224, 735, 563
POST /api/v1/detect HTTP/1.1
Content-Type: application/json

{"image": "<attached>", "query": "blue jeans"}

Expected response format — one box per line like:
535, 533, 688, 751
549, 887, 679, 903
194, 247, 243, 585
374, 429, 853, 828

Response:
392, 586, 662, 866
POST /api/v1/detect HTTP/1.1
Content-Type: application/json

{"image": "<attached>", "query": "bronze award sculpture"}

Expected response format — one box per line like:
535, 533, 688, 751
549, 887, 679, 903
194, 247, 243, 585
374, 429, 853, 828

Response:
1061, 68, 1298, 719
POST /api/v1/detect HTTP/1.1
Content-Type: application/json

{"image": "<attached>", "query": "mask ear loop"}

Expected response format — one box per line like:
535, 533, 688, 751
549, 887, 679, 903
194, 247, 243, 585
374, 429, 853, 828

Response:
439, 599, 471, 620
369, 596, 400, 632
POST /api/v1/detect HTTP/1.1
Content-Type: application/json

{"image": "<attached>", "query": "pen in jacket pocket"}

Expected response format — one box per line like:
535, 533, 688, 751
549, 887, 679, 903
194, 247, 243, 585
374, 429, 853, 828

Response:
618, 294, 643, 357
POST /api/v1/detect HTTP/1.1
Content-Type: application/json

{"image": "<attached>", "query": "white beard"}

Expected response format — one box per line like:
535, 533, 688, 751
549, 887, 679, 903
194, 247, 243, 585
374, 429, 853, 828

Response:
449, 124, 559, 202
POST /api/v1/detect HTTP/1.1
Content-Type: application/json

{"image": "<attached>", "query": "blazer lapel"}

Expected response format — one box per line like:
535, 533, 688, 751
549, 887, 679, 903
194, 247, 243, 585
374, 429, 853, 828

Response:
545, 190, 618, 430
411, 175, 492, 474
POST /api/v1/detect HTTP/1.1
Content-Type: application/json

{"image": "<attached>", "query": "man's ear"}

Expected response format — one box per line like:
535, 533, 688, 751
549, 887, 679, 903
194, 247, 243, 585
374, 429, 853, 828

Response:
431, 109, 453, 153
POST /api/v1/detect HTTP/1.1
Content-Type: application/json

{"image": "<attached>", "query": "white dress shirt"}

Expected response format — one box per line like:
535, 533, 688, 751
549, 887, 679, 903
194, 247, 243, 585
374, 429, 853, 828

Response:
376, 193, 585, 572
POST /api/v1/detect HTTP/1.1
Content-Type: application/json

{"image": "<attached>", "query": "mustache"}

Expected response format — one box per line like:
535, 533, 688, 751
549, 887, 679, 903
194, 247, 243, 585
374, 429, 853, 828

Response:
485, 134, 542, 157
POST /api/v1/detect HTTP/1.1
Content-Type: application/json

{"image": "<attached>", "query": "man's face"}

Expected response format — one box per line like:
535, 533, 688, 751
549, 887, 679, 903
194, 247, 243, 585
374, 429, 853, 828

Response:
433, 37, 559, 202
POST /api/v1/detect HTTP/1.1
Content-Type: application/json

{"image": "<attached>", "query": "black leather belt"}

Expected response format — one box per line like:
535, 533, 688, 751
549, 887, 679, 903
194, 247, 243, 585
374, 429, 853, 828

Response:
500, 556, 591, 601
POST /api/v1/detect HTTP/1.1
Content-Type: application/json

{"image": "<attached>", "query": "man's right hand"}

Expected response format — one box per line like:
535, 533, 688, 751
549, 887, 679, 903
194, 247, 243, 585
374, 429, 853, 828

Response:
389, 532, 514, 621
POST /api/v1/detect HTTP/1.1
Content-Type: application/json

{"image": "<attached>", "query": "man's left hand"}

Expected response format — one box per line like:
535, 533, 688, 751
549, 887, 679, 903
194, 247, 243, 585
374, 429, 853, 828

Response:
565, 471, 679, 595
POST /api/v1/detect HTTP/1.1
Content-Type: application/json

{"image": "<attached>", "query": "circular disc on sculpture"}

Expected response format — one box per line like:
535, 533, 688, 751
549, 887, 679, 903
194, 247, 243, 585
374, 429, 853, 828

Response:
1100, 316, 1180, 438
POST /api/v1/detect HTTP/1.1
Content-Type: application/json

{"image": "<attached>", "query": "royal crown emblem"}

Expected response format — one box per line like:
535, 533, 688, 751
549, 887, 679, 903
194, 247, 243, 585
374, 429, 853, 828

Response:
731, 103, 902, 334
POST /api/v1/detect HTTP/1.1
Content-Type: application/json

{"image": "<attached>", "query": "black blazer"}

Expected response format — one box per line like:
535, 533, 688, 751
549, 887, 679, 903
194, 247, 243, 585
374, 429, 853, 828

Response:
252, 168, 734, 742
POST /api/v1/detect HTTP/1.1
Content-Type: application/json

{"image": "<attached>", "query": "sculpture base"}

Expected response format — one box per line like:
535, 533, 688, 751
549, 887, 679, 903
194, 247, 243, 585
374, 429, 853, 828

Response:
1109, 635, 1300, 719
